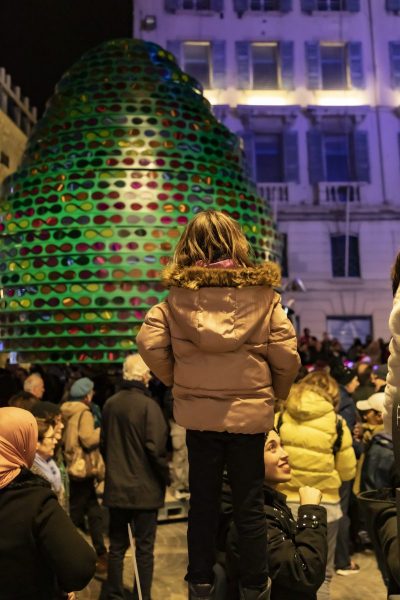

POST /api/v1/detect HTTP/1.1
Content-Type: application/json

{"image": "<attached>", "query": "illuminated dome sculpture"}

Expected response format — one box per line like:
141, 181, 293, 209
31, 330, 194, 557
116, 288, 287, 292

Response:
0, 39, 281, 364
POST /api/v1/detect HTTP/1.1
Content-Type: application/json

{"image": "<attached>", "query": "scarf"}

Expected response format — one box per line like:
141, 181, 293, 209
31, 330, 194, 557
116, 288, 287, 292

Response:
195, 258, 237, 269
0, 407, 38, 489
32, 453, 62, 494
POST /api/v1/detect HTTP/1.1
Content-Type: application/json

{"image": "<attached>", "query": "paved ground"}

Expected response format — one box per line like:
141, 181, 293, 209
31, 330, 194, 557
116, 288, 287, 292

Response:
78, 520, 387, 600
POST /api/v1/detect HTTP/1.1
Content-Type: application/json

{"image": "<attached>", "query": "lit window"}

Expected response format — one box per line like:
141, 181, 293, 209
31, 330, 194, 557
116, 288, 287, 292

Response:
251, 43, 279, 89
183, 43, 211, 87
255, 135, 283, 182
321, 44, 347, 89
331, 235, 360, 277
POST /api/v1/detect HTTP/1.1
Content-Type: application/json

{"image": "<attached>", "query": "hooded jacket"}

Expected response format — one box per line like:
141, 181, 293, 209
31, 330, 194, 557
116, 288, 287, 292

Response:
136, 263, 300, 434
277, 383, 356, 503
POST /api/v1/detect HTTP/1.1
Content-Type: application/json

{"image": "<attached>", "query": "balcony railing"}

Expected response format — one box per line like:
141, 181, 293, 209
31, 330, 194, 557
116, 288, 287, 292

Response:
0, 68, 37, 135
317, 182, 362, 204
257, 183, 289, 203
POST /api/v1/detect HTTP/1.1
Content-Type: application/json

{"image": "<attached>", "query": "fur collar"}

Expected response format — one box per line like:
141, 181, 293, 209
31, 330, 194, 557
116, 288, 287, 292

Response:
162, 262, 281, 290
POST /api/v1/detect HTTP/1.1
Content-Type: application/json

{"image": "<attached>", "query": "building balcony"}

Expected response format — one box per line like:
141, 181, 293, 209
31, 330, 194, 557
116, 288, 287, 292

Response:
317, 182, 362, 204
257, 182, 290, 203
257, 183, 290, 219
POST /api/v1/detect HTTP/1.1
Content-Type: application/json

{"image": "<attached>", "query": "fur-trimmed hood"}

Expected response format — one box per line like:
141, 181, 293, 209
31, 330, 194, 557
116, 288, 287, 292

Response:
162, 261, 281, 290
164, 262, 282, 354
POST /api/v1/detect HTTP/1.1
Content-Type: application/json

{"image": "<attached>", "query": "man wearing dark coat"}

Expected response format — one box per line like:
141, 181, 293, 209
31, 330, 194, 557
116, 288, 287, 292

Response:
101, 354, 169, 600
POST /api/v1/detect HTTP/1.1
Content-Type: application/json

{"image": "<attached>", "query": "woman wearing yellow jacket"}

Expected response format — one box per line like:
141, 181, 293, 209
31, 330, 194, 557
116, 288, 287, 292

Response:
276, 371, 356, 600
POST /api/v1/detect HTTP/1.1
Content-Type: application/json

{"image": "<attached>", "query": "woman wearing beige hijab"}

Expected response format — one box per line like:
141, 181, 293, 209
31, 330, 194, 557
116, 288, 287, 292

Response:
0, 407, 96, 600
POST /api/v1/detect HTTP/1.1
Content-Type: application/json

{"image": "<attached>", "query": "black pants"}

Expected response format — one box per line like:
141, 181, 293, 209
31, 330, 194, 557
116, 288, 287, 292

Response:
335, 480, 353, 569
69, 477, 106, 557
186, 430, 268, 588
107, 507, 158, 600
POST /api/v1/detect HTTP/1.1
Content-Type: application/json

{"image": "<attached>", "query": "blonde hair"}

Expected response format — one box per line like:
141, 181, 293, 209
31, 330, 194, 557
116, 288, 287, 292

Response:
123, 354, 151, 382
301, 371, 340, 409
172, 210, 254, 268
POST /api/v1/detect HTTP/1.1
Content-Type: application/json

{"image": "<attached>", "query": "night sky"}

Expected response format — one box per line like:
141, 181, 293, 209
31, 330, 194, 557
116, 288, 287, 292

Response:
0, 0, 133, 116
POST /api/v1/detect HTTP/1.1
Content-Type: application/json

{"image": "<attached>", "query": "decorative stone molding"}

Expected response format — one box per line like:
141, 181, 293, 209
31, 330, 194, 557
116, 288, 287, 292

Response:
305, 104, 370, 125
235, 104, 300, 127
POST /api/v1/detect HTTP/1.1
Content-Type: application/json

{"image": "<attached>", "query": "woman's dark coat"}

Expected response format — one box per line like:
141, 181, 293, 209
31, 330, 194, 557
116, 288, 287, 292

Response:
226, 486, 328, 600
0, 468, 96, 600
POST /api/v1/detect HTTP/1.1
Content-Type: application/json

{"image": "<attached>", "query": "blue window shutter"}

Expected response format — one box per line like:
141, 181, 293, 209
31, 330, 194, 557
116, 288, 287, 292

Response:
389, 42, 400, 89
301, 0, 316, 13
233, 0, 249, 15
279, 0, 292, 12
307, 130, 324, 183
165, 0, 179, 13
280, 42, 294, 90
386, 0, 400, 12
166, 41, 182, 64
283, 132, 299, 183
345, 0, 360, 11
305, 42, 321, 89
353, 131, 370, 182
211, 0, 224, 10
211, 41, 226, 88
236, 42, 251, 89
241, 130, 255, 180
348, 42, 365, 88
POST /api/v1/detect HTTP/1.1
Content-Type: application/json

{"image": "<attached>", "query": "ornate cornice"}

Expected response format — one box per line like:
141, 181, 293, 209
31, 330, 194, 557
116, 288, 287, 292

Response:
305, 105, 370, 125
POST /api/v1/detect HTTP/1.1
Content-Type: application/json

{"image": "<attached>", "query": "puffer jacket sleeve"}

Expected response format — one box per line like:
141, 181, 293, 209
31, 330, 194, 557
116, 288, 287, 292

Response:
335, 420, 357, 483
267, 504, 328, 593
384, 290, 400, 434
35, 492, 96, 591
266, 294, 300, 400
136, 302, 174, 386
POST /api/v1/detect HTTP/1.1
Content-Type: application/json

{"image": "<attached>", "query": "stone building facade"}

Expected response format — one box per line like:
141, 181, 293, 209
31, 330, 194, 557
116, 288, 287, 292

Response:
0, 68, 36, 183
133, 0, 400, 345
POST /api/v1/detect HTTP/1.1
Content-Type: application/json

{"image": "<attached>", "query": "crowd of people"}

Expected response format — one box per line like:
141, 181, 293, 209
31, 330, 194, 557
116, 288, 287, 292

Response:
0, 210, 399, 600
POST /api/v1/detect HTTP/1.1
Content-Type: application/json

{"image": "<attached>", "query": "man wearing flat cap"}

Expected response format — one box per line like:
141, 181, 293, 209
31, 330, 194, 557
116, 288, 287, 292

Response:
61, 377, 108, 574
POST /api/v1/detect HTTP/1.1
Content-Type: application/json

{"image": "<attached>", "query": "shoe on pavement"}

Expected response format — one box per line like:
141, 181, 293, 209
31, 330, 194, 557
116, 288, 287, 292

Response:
188, 582, 215, 599
95, 551, 108, 575
335, 562, 360, 576
239, 579, 271, 599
